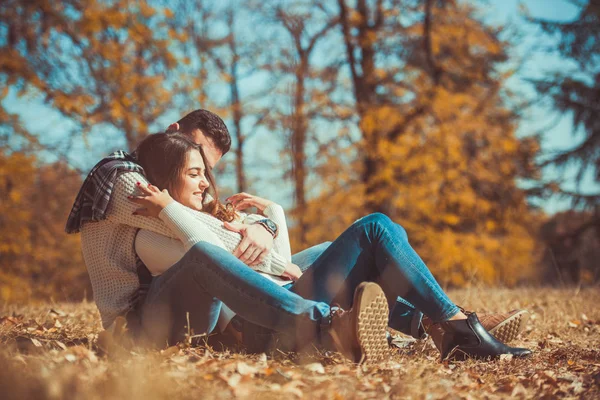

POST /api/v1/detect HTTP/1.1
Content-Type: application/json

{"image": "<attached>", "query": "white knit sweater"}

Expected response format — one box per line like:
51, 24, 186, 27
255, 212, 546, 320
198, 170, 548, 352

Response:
136, 202, 292, 282
80, 171, 291, 329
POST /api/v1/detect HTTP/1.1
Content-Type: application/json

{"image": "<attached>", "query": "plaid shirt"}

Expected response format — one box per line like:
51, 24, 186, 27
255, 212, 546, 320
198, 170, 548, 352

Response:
65, 150, 142, 234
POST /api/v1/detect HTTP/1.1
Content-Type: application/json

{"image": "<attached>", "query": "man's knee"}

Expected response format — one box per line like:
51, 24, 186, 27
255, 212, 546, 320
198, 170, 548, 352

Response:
356, 212, 393, 227
356, 213, 409, 238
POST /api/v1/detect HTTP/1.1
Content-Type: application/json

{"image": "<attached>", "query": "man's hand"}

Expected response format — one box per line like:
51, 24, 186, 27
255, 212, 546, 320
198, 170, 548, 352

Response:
224, 222, 274, 266
282, 262, 303, 281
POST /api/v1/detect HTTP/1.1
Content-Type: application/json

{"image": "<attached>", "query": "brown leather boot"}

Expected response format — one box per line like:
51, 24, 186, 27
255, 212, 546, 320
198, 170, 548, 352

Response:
423, 309, 530, 351
328, 282, 390, 364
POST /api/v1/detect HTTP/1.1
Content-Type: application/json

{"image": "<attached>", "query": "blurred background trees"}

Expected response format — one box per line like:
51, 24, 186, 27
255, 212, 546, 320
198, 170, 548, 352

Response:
527, 0, 600, 286
1, 0, 598, 303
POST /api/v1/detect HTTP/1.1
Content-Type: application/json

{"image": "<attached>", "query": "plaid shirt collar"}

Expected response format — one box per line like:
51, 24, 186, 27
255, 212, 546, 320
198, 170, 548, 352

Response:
65, 150, 143, 234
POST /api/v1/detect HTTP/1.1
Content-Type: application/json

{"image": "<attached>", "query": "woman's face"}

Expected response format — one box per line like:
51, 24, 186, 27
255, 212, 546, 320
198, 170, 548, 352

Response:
173, 149, 210, 211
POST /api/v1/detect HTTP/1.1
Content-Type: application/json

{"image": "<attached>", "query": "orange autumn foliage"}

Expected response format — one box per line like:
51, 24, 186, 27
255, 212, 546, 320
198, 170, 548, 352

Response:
290, 0, 542, 286
0, 150, 89, 303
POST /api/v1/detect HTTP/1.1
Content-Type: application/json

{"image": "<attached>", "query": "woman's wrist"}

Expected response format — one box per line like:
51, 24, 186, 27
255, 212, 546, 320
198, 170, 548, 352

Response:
158, 197, 174, 210
262, 203, 282, 218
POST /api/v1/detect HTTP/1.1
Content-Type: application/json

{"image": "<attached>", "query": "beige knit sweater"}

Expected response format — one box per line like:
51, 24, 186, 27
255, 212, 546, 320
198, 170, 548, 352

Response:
81, 170, 290, 329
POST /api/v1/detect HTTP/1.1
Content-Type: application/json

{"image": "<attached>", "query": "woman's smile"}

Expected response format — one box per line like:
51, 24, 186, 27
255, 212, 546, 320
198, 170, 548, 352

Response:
174, 149, 210, 211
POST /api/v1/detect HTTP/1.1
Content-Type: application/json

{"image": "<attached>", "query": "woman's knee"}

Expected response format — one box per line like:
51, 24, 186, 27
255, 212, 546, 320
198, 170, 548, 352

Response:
190, 241, 228, 257
188, 242, 241, 266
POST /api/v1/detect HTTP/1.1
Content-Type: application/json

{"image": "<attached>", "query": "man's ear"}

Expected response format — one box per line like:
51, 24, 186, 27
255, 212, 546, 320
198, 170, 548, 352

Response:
166, 122, 180, 133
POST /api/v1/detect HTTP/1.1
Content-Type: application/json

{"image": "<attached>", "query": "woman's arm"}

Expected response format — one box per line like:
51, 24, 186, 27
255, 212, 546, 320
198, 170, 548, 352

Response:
243, 205, 291, 262
107, 171, 220, 241
130, 184, 287, 276
228, 193, 292, 261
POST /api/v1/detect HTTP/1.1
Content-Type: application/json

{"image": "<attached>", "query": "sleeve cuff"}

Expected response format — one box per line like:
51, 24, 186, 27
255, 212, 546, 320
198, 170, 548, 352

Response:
158, 201, 183, 222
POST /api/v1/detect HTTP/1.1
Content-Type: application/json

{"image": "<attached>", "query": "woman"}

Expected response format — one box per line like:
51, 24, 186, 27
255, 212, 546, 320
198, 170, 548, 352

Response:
130, 132, 531, 363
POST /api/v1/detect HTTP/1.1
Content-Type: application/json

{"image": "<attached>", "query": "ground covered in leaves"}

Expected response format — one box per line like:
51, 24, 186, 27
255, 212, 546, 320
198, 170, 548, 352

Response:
1, 287, 599, 399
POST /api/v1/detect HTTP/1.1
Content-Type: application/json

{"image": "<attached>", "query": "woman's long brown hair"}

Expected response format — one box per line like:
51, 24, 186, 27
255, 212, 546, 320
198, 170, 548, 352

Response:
134, 132, 236, 222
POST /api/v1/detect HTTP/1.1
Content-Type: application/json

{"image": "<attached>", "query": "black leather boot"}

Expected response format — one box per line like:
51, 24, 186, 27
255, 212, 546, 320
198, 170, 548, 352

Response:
439, 313, 532, 361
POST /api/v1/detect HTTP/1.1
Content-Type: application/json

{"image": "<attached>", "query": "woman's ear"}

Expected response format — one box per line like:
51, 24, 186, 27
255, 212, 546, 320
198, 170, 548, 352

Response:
166, 122, 180, 133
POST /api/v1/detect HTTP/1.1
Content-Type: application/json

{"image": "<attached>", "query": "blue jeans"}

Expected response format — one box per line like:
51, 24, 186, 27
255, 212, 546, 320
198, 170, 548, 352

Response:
140, 213, 458, 347
292, 242, 427, 339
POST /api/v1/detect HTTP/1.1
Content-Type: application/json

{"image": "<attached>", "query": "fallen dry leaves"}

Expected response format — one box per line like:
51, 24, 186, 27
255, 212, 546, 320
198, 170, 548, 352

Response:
0, 287, 599, 399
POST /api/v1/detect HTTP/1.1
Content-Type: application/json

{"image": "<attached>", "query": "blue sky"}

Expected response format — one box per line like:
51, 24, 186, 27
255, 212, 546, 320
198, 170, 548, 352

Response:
486, 0, 598, 212
4, 0, 596, 214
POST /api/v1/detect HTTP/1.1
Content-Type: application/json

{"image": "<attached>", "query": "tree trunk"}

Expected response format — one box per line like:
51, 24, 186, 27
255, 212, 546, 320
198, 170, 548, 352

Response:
292, 57, 308, 245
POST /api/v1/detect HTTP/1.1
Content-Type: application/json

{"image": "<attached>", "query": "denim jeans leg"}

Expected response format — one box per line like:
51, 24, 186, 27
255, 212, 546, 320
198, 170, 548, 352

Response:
388, 298, 426, 339
291, 240, 424, 338
240, 239, 423, 349
140, 242, 330, 347
240, 242, 333, 351
292, 242, 332, 272
290, 213, 459, 324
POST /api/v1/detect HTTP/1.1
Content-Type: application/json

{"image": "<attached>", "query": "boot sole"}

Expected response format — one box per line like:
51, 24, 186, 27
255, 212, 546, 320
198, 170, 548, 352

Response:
488, 310, 530, 343
354, 282, 390, 365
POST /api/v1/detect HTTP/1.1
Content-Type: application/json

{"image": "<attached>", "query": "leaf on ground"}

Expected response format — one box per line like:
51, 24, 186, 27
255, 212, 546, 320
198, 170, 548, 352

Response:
49, 309, 67, 317
282, 381, 304, 398
161, 346, 180, 358
304, 362, 325, 374
64, 345, 98, 363
236, 361, 258, 376
0, 316, 21, 327
389, 333, 416, 349
54, 341, 67, 350
511, 383, 527, 397
570, 380, 584, 395
226, 373, 241, 388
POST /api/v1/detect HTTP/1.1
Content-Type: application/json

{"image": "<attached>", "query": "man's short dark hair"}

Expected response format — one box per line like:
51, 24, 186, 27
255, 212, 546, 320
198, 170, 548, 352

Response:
177, 109, 232, 155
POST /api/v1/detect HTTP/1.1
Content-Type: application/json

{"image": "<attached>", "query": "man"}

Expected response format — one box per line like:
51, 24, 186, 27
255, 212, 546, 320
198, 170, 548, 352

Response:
66, 109, 529, 358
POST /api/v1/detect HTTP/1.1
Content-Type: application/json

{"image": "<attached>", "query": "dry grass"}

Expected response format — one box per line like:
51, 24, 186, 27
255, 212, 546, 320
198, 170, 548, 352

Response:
1, 287, 599, 400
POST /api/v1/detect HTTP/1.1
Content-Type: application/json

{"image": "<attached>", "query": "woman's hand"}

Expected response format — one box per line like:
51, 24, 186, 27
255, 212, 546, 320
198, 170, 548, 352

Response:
281, 262, 303, 281
226, 192, 275, 215
128, 182, 174, 218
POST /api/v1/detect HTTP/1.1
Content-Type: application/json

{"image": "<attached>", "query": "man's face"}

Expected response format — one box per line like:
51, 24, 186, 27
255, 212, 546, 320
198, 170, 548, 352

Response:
190, 129, 223, 169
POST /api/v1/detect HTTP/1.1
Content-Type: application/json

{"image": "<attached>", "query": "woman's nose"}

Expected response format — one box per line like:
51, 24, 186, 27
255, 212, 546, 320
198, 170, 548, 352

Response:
199, 176, 210, 189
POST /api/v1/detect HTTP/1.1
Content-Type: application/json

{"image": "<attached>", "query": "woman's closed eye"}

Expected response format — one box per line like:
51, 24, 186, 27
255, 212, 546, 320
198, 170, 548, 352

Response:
188, 168, 205, 178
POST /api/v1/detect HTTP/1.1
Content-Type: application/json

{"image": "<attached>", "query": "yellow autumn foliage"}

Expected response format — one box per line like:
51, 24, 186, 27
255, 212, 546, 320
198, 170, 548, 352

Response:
290, 0, 541, 287
0, 150, 89, 303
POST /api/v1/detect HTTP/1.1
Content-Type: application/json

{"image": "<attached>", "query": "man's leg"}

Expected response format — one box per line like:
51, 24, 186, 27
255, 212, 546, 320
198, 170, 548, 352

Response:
140, 242, 330, 347
291, 241, 425, 338
289, 213, 459, 323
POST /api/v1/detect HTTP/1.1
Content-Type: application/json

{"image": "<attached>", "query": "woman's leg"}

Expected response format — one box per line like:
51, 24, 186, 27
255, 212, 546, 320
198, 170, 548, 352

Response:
290, 213, 460, 323
140, 242, 331, 347
292, 242, 332, 272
